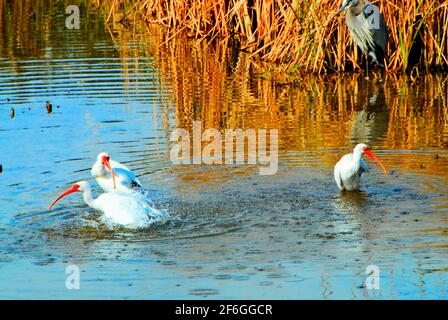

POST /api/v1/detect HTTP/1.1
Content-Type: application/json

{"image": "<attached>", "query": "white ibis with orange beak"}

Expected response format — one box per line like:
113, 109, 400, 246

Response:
48, 181, 165, 229
334, 143, 388, 191
91, 152, 143, 192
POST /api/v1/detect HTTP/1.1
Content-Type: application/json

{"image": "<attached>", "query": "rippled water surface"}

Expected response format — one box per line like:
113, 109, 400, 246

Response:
0, 1, 448, 299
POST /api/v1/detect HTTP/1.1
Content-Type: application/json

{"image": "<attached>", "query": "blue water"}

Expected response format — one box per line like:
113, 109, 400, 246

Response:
0, 2, 447, 299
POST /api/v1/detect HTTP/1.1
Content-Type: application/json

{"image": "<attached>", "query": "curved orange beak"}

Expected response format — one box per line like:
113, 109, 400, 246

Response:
48, 184, 80, 211
364, 148, 388, 176
102, 156, 116, 189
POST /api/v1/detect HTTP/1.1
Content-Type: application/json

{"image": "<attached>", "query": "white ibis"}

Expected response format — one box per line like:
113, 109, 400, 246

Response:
48, 181, 166, 229
334, 143, 388, 191
91, 152, 143, 192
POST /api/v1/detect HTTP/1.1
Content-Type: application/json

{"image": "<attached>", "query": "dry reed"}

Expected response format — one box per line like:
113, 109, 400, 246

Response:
98, 0, 448, 75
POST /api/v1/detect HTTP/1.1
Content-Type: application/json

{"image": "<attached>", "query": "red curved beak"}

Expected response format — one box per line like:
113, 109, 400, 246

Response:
102, 156, 116, 189
48, 184, 80, 211
364, 148, 388, 176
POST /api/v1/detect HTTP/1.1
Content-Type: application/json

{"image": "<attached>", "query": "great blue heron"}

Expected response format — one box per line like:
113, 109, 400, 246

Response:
338, 0, 388, 69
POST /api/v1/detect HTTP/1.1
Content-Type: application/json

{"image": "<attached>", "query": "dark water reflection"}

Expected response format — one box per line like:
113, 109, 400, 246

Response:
0, 1, 447, 299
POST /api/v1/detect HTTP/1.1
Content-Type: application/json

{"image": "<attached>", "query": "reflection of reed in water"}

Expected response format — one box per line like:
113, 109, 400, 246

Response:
384, 74, 448, 150
0, 0, 116, 60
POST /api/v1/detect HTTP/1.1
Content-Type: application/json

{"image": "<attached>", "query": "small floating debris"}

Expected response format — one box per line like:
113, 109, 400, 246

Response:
7, 98, 10, 102
10, 107, 14, 118
434, 154, 439, 160
46, 101, 52, 114
0, 165, 3, 173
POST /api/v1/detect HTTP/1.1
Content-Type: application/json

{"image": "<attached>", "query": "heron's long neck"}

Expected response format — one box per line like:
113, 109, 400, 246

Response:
82, 187, 98, 210
91, 160, 106, 177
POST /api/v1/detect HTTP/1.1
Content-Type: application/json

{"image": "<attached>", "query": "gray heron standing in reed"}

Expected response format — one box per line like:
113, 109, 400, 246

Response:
338, 0, 388, 74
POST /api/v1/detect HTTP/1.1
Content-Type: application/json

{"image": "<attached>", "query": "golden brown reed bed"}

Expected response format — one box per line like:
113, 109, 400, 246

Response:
99, 0, 448, 74
109, 22, 448, 165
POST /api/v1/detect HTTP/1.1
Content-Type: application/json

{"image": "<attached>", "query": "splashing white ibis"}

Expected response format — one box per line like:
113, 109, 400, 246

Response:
48, 181, 165, 229
91, 152, 143, 192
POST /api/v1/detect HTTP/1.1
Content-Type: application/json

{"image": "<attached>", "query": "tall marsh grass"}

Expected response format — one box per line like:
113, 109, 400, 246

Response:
99, 0, 448, 74
107, 21, 448, 157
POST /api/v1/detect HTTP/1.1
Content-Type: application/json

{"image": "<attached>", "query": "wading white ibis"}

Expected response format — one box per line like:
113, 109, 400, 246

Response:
334, 143, 388, 191
48, 181, 165, 229
91, 152, 143, 192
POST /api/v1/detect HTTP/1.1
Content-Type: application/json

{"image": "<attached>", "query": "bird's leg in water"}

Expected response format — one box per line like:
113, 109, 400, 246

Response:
364, 52, 370, 80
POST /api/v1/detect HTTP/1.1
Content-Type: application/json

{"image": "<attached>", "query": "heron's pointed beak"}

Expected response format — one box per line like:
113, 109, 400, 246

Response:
102, 157, 116, 189
364, 149, 388, 176
338, 5, 347, 13
338, 0, 349, 13
48, 184, 80, 211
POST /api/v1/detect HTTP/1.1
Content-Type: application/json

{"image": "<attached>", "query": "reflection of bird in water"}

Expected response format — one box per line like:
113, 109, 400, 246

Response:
329, 191, 369, 238
350, 84, 388, 145
333, 191, 369, 214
